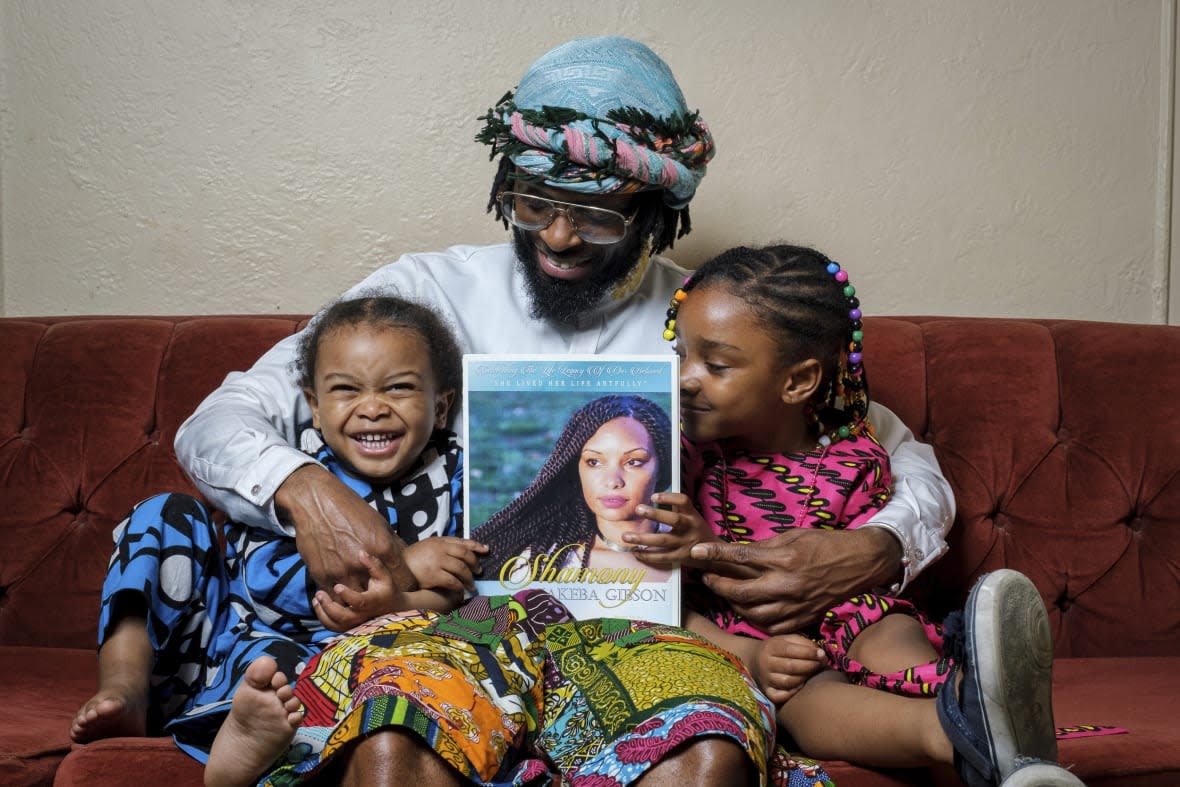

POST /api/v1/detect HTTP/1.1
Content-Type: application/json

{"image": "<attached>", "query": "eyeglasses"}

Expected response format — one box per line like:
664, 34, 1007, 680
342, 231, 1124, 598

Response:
498, 191, 637, 245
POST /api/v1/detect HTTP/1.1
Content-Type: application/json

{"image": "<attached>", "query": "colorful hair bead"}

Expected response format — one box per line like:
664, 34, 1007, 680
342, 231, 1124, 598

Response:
817, 257, 871, 445
663, 285, 692, 341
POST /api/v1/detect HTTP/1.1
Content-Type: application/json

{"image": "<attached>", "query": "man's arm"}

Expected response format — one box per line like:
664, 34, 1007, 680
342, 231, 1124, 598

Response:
690, 518, 903, 635
176, 331, 315, 531
863, 401, 955, 590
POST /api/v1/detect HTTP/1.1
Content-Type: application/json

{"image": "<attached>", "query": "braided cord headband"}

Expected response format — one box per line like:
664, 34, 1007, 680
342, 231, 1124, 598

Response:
476, 96, 715, 210
663, 261, 871, 446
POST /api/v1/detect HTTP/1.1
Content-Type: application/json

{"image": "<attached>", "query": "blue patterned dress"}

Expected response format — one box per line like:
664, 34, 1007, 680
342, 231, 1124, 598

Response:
96, 429, 462, 761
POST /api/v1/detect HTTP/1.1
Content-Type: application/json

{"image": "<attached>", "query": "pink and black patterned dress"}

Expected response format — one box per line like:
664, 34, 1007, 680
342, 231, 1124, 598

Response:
683, 434, 952, 697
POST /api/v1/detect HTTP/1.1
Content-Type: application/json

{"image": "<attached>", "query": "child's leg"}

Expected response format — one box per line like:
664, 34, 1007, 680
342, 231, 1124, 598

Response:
70, 595, 152, 741
71, 493, 227, 743
844, 610, 940, 676
204, 656, 304, 787
822, 594, 949, 695
777, 669, 952, 767
776, 612, 951, 767
783, 570, 1064, 787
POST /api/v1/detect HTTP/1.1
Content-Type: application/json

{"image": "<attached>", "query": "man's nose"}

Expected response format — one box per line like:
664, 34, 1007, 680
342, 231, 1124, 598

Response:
538, 211, 583, 251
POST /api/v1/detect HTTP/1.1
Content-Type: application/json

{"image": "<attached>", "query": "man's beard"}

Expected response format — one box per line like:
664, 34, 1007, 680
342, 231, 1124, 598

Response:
511, 227, 646, 327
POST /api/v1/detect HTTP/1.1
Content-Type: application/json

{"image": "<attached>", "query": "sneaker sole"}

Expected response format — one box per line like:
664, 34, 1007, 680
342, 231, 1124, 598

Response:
966, 568, 1058, 781
1000, 761, 1087, 786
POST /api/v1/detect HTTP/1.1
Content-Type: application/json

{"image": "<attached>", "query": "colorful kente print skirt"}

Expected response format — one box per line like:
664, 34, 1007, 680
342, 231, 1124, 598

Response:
261, 590, 831, 787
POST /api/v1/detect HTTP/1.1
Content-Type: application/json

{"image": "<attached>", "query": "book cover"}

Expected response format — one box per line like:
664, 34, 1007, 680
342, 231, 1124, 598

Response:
463, 354, 680, 625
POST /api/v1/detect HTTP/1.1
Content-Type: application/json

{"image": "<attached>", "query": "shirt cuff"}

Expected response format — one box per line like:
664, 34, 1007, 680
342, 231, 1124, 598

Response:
862, 517, 949, 594
232, 445, 322, 535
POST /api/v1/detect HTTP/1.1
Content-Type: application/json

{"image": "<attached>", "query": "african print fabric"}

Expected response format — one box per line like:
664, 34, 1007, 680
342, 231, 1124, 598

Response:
96, 430, 462, 762
263, 590, 782, 786
682, 435, 952, 698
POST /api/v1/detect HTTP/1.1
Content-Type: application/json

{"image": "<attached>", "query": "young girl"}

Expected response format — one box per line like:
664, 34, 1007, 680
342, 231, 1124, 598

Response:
627, 245, 1079, 787
69, 295, 488, 785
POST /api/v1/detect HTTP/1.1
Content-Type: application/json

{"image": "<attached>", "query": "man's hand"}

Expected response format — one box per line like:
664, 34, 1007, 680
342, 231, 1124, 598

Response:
403, 537, 488, 595
625, 492, 716, 567
277, 464, 418, 597
751, 634, 827, 706
689, 527, 902, 635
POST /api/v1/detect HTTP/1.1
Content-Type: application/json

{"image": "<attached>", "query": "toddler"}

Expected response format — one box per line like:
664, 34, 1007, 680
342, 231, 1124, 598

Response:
69, 295, 486, 787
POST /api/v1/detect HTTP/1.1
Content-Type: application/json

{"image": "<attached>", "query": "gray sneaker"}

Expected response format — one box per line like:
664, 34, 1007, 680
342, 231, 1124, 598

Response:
936, 569, 1058, 786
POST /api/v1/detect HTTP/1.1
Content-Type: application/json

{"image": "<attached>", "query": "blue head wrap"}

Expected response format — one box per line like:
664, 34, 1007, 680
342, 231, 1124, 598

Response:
477, 36, 715, 210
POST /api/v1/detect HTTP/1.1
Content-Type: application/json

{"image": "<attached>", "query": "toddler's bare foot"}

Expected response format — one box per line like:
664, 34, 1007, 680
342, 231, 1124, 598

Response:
70, 682, 148, 743
72, 610, 154, 743
204, 656, 303, 787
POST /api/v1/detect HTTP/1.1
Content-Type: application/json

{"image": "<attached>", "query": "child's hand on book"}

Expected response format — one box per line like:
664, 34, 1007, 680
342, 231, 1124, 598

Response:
403, 537, 489, 595
627, 492, 716, 566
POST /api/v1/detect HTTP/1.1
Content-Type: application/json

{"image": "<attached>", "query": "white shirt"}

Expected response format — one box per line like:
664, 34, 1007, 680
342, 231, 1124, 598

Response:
175, 242, 953, 586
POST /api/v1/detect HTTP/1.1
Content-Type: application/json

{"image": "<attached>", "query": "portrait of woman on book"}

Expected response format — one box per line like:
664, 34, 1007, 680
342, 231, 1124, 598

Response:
477, 394, 674, 585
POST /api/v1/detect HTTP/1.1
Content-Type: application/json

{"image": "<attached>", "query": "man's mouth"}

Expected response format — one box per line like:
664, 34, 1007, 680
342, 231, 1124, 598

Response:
536, 247, 593, 279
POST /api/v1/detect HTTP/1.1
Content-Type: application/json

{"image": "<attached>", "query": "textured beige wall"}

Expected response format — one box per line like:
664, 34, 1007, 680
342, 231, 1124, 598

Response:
1, 1, 1175, 323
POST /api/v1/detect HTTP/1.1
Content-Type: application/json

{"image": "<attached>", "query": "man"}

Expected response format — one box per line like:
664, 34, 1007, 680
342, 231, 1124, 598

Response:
178, 36, 952, 784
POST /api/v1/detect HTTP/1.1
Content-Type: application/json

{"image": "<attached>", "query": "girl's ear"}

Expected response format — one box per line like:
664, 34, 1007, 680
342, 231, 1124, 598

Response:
304, 388, 322, 430
781, 358, 823, 405
435, 389, 456, 429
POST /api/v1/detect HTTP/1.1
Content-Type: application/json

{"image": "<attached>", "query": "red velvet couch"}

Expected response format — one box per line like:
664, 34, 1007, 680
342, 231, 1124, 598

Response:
2, 314, 1177, 787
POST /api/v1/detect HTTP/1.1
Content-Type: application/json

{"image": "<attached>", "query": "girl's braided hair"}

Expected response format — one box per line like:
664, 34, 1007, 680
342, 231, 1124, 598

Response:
479, 394, 672, 572
666, 244, 870, 442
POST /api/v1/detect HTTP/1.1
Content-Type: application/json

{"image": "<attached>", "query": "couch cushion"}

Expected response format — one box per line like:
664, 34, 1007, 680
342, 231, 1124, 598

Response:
53, 738, 204, 787
0, 646, 95, 787
1052, 656, 1180, 786
866, 318, 1180, 658
0, 317, 306, 650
